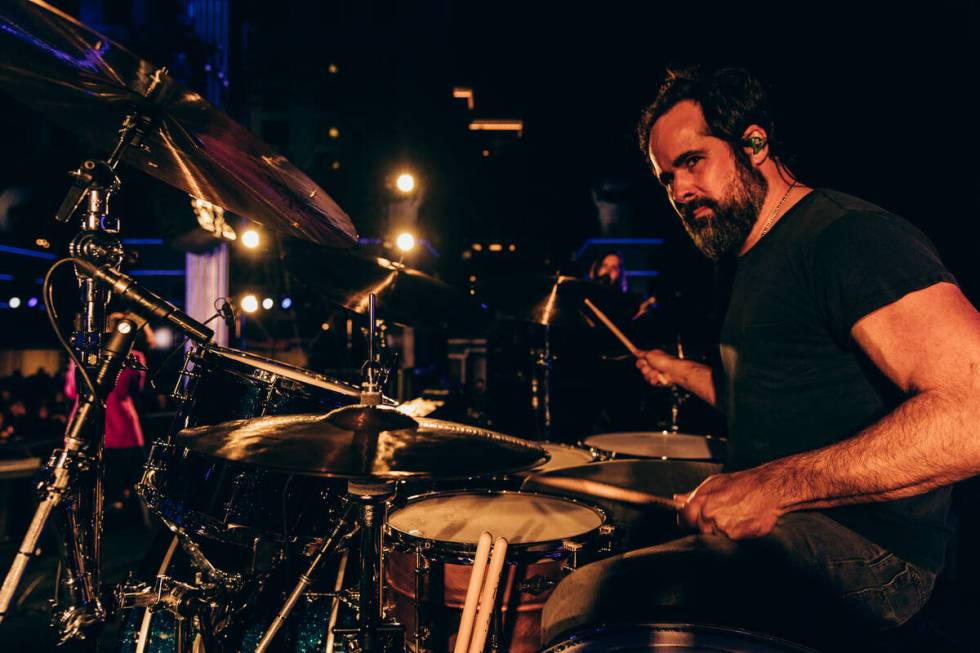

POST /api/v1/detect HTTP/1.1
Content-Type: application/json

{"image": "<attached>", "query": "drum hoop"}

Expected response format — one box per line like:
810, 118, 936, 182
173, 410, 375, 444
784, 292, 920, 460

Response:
385, 489, 608, 558
537, 441, 597, 463
540, 622, 818, 652
194, 345, 362, 396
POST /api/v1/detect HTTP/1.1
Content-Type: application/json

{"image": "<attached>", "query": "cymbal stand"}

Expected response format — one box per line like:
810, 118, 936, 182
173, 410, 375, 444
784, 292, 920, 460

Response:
530, 325, 554, 440
0, 315, 141, 637
0, 70, 167, 641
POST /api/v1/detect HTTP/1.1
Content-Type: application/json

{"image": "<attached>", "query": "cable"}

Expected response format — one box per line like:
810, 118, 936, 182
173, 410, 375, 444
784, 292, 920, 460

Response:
44, 258, 97, 402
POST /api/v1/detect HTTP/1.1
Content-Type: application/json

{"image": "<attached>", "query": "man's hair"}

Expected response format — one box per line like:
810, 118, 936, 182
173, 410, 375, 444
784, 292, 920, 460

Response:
637, 66, 782, 165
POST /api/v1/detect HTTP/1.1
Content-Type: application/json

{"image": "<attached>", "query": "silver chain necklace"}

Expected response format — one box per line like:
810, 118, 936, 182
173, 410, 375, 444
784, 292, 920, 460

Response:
758, 181, 798, 239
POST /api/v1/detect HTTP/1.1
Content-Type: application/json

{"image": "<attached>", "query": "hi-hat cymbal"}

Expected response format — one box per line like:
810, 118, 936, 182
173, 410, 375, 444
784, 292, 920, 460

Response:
284, 243, 489, 329
0, 0, 356, 247
477, 275, 645, 327
174, 406, 548, 479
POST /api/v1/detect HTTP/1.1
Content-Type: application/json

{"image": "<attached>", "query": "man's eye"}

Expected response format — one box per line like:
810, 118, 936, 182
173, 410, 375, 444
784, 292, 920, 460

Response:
685, 156, 702, 170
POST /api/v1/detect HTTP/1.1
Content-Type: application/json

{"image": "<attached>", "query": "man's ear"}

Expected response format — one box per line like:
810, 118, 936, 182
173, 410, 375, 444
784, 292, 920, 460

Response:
741, 124, 769, 163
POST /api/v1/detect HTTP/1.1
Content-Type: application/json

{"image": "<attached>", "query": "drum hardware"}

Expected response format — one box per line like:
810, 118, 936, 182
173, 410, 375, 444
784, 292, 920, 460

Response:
0, 313, 143, 634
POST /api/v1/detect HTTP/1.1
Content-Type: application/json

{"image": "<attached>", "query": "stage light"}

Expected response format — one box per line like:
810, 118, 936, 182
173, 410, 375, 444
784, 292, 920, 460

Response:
508, 244, 517, 252
241, 295, 259, 313
8, 296, 21, 309
395, 173, 415, 194
27, 297, 39, 308
328, 127, 340, 139
262, 297, 274, 310
35, 238, 50, 249
321, 322, 331, 331
488, 243, 503, 252
472, 243, 483, 251
395, 232, 416, 253
242, 230, 261, 249
281, 297, 293, 310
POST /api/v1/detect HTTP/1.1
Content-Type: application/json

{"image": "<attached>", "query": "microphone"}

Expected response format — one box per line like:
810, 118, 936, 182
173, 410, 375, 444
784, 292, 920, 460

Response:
72, 259, 214, 344
217, 299, 237, 330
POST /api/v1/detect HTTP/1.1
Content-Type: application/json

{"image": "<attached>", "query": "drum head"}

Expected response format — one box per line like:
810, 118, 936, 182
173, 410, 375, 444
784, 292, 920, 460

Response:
541, 623, 817, 652
387, 491, 604, 547
204, 346, 361, 397
584, 431, 725, 461
534, 442, 595, 474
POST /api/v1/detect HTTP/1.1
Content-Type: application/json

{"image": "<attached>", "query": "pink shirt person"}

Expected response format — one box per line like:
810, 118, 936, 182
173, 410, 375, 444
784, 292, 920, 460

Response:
64, 350, 146, 449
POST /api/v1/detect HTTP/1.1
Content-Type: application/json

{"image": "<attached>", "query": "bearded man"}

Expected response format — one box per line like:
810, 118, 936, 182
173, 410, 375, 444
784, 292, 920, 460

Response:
540, 67, 980, 649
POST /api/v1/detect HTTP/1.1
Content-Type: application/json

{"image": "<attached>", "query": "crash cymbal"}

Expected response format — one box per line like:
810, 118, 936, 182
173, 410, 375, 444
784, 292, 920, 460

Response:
0, 1, 356, 247
477, 274, 645, 327
284, 243, 488, 329
173, 407, 548, 479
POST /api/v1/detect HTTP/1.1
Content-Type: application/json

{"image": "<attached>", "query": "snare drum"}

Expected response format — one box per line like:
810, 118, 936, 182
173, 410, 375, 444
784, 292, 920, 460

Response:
583, 431, 726, 462
385, 490, 610, 653
139, 345, 365, 545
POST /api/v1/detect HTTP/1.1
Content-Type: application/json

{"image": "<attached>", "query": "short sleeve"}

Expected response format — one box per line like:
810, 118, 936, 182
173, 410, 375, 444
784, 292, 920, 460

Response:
812, 211, 956, 345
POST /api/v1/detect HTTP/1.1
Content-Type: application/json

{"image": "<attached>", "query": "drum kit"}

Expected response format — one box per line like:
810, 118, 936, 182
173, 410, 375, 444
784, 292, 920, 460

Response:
0, 3, 810, 652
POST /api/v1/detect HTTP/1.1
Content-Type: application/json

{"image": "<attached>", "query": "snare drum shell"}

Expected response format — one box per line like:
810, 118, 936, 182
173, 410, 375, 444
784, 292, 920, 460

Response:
387, 549, 560, 653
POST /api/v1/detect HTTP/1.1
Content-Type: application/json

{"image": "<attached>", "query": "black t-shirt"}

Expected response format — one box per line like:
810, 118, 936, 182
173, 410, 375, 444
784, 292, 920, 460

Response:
719, 189, 956, 572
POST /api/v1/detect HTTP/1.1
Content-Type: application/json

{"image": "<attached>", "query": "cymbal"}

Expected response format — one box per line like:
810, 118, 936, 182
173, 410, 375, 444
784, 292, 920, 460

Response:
477, 275, 645, 327
0, 1, 356, 247
173, 406, 548, 479
284, 243, 488, 329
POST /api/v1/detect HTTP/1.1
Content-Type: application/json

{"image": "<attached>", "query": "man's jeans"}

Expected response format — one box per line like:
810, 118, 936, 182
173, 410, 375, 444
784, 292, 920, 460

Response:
541, 512, 936, 650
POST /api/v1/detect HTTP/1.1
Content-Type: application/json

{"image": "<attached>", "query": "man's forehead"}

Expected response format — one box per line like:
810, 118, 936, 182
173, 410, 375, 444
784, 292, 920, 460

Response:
648, 100, 711, 171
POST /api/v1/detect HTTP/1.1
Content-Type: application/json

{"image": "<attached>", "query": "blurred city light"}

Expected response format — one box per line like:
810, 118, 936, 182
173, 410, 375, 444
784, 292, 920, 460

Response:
395, 173, 416, 194
241, 294, 259, 313
242, 230, 261, 249
395, 232, 416, 253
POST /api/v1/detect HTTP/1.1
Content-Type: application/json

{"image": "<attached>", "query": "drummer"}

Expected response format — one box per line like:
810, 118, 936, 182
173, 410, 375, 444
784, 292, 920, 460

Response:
542, 66, 980, 648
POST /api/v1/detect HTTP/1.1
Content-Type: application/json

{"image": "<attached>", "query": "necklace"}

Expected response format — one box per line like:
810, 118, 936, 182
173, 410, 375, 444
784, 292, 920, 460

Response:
758, 181, 798, 239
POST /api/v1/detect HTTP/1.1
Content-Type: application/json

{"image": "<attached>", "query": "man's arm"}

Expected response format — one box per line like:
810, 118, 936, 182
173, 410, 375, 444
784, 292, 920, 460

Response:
677, 282, 980, 539
636, 350, 717, 407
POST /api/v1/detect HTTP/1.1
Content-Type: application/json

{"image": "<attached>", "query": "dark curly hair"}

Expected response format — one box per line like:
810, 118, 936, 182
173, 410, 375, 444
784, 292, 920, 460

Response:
637, 66, 787, 169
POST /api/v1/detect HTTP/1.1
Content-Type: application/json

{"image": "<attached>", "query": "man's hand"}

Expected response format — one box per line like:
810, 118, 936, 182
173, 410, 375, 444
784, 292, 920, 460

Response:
674, 468, 786, 540
636, 349, 676, 386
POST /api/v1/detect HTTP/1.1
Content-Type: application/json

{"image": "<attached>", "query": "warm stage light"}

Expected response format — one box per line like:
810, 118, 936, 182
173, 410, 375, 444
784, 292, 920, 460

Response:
241, 295, 259, 313
395, 232, 416, 252
395, 173, 416, 194
262, 297, 274, 310
242, 230, 261, 249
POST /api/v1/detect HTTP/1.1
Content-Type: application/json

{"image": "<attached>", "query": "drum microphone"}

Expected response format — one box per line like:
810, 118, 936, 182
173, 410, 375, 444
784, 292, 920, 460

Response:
72, 259, 214, 344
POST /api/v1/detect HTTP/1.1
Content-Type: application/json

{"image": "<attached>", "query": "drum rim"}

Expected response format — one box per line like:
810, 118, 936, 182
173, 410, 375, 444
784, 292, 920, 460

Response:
541, 622, 819, 652
385, 488, 608, 556
193, 344, 362, 396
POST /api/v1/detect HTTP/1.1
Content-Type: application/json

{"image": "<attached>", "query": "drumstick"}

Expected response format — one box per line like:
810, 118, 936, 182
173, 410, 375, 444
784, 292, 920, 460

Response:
454, 531, 493, 653
584, 299, 670, 384
468, 536, 509, 653
532, 475, 683, 511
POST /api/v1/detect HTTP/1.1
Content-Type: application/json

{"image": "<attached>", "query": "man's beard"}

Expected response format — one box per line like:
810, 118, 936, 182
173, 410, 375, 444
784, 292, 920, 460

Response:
676, 157, 768, 260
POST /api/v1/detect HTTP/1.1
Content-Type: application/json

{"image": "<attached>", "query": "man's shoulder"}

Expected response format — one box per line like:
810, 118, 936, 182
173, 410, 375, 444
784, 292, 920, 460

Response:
792, 189, 919, 244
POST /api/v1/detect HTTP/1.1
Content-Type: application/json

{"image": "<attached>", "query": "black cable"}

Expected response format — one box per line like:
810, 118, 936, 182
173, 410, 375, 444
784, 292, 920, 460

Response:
44, 258, 98, 402
145, 298, 228, 391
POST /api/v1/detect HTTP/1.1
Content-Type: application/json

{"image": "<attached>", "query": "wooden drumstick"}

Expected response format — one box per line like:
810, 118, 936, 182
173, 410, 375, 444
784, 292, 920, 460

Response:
584, 299, 670, 384
454, 531, 493, 653
532, 475, 683, 511
468, 536, 509, 653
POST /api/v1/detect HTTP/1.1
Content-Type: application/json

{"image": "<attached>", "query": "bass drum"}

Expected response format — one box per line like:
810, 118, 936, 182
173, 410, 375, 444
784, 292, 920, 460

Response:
541, 623, 818, 652
138, 345, 368, 546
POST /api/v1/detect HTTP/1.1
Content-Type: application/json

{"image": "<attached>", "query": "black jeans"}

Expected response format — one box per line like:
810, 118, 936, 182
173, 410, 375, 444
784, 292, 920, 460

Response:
541, 512, 936, 650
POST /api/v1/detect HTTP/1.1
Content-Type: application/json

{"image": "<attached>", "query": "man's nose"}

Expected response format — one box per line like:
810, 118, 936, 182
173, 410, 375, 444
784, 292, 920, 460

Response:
672, 175, 697, 205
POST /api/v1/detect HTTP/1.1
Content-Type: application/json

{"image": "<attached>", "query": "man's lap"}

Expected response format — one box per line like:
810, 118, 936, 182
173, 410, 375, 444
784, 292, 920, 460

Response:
541, 511, 935, 648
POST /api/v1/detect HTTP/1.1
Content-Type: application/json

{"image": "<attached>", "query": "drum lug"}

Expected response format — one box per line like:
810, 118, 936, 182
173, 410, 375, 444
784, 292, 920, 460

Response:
598, 524, 616, 553
516, 574, 557, 596
561, 540, 583, 571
